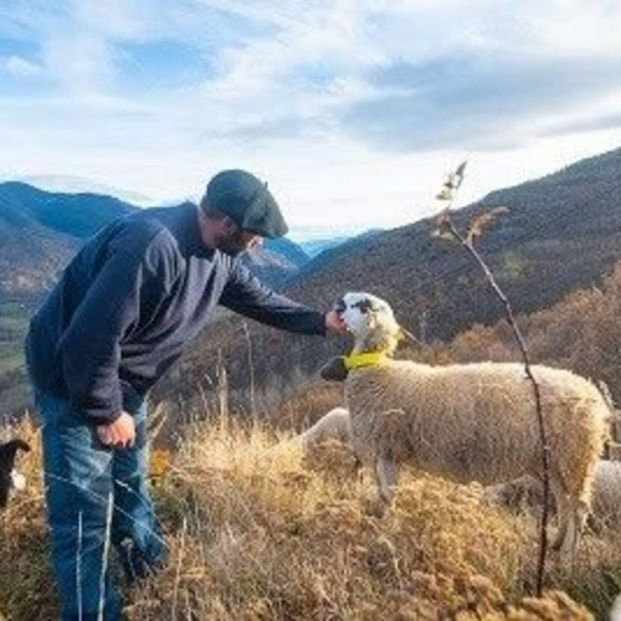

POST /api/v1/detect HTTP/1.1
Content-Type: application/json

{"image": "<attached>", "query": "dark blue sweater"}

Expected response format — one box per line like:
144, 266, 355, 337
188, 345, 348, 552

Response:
26, 203, 326, 423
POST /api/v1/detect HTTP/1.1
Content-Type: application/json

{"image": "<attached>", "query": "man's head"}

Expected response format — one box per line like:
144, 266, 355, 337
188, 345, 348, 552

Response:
199, 212, 263, 257
199, 169, 288, 257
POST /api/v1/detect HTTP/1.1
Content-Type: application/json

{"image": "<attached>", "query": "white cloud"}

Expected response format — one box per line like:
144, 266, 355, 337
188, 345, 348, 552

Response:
3, 55, 42, 77
0, 0, 620, 230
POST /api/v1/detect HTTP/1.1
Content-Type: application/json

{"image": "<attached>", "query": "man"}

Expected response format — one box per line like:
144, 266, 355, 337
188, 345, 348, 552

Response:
25, 169, 346, 620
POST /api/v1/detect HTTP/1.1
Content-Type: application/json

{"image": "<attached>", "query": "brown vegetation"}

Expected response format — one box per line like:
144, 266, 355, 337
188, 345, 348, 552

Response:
3, 414, 621, 619
416, 261, 621, 407
157, 147, 621, 416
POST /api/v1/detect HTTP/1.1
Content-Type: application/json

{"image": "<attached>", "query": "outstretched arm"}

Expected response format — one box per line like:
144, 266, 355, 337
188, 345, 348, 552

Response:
219, 260, 329, 335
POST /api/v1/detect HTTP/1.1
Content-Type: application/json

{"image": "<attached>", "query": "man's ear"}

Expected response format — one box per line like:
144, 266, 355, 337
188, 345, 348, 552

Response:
222, 216, 238, 234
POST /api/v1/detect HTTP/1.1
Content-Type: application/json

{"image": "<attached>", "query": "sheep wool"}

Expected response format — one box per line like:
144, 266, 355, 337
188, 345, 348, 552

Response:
346, 360, 608, 555
484, 459, 621, 532
334, 291, 610, 558
299, 407, 351, 448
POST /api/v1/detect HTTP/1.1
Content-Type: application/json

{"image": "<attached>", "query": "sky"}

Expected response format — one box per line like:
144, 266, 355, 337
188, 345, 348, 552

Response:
1, 0, 621, 238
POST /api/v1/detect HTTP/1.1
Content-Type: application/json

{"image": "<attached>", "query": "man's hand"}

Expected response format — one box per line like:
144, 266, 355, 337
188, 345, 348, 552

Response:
96, 412, 136, 449
325, 310, 349, 334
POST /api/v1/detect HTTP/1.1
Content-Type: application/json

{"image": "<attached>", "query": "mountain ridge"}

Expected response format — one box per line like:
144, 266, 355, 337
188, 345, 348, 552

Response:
0, 182, 313, 299
156, 145, 621, 412
0, 182, 314, 414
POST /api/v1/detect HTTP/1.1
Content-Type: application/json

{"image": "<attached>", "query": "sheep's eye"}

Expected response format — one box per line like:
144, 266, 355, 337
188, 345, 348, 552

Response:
353, 299, 373, 314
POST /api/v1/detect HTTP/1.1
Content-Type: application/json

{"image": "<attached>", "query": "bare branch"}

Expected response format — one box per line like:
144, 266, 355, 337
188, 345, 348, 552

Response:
433, 165, 551, 597
436, 161, 468, 202
466, 207, 510, 246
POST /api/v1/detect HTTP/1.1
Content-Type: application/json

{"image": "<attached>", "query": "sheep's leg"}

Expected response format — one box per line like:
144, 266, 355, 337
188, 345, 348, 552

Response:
375, 456, 398, 504
559, 497, 590, 561
559, 467, 594, 561
550, 476, 569, 552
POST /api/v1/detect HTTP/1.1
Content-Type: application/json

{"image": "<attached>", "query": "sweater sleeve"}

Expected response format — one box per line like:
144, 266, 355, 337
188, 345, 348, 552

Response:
57, 238, 174, 423
219, 260, 326, 336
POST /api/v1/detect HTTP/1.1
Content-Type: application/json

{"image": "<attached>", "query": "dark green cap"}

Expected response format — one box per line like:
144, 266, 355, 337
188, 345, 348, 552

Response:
202, 169, 288, 238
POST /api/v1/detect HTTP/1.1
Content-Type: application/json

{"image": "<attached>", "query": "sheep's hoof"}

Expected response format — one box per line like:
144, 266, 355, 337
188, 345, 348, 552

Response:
559, 547, 578, 566
550, 530, 565, 552
362, 496, 388, 518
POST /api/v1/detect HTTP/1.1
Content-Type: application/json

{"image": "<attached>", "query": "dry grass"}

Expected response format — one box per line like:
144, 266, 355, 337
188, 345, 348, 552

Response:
267, 383, 344, 432
0, 417, 59, 620
2, 414, 620, 620
132, 420, 594, 620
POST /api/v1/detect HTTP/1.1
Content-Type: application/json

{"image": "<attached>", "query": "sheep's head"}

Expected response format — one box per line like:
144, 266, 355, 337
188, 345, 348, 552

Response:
335, 292, 401, 355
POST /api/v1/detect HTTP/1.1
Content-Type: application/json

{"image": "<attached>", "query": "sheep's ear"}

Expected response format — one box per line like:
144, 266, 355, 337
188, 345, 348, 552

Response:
320, 357, 349, 382
363, 302, 377, 324
395, 325, 423, 349
364, 312, 374, 330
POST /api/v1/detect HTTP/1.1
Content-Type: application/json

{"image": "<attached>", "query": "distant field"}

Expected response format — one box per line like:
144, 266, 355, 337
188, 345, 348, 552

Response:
0, 301, 35, 413
0, 341, 24, 373
0, 301, 31, 371
0, 301, 31, 329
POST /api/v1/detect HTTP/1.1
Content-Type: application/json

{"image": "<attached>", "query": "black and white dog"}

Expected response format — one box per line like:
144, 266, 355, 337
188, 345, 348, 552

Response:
0, 439, 31, 508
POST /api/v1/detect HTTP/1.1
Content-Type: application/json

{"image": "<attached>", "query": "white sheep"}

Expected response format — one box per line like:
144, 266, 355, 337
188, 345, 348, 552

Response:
298, 407, 352, 449
331, 291, 609, 558
611, 593, 621, 621
486, 460, 621, 533
591, 460, 621, 531
264, 407, 352, 460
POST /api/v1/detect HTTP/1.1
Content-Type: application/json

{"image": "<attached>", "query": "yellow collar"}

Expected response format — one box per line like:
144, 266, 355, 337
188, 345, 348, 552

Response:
343, 351, 388, 370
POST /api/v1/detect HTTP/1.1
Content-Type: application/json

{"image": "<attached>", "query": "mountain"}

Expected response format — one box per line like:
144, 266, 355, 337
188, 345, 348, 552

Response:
0, 182, 311, 415
297, 230, 382, 258
158, 146, 621, 412
0, 182, 137, 238
0, 182, 138, 300
241, 238, 310, 289
294, 229, 381, 277
0, 174, 155, 205
265, 238, 309, 268
0, 183, 311, 300
298, 236, 353, 257
289, 224, 371, 258
284, 146, 621, 341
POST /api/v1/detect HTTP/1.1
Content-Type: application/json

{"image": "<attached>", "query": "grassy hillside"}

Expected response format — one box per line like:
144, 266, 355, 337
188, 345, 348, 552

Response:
410, 260, 621, 407
0, 303, 31, 371
0, 303, 33, 419
0, 183, 311, 416
2, 415, 616, 620
161, 147, 621, 415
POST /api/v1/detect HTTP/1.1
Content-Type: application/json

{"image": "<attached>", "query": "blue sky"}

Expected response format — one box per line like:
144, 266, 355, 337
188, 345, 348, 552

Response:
1, 1, 621, 235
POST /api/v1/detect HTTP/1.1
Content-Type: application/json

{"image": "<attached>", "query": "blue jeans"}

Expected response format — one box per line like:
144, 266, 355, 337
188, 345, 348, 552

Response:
35, 390, 166, 621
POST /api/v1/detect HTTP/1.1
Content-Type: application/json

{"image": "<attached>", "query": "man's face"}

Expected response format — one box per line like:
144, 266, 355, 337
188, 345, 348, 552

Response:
217, 219, 263, 257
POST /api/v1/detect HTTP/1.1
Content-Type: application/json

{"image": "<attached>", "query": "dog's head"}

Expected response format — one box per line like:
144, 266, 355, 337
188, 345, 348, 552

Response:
334, 292, 401, 353
0, 439, 31, 508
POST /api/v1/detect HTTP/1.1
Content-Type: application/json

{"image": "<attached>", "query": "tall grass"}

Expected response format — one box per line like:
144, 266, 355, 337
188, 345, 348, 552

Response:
2, 412, 618, 619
